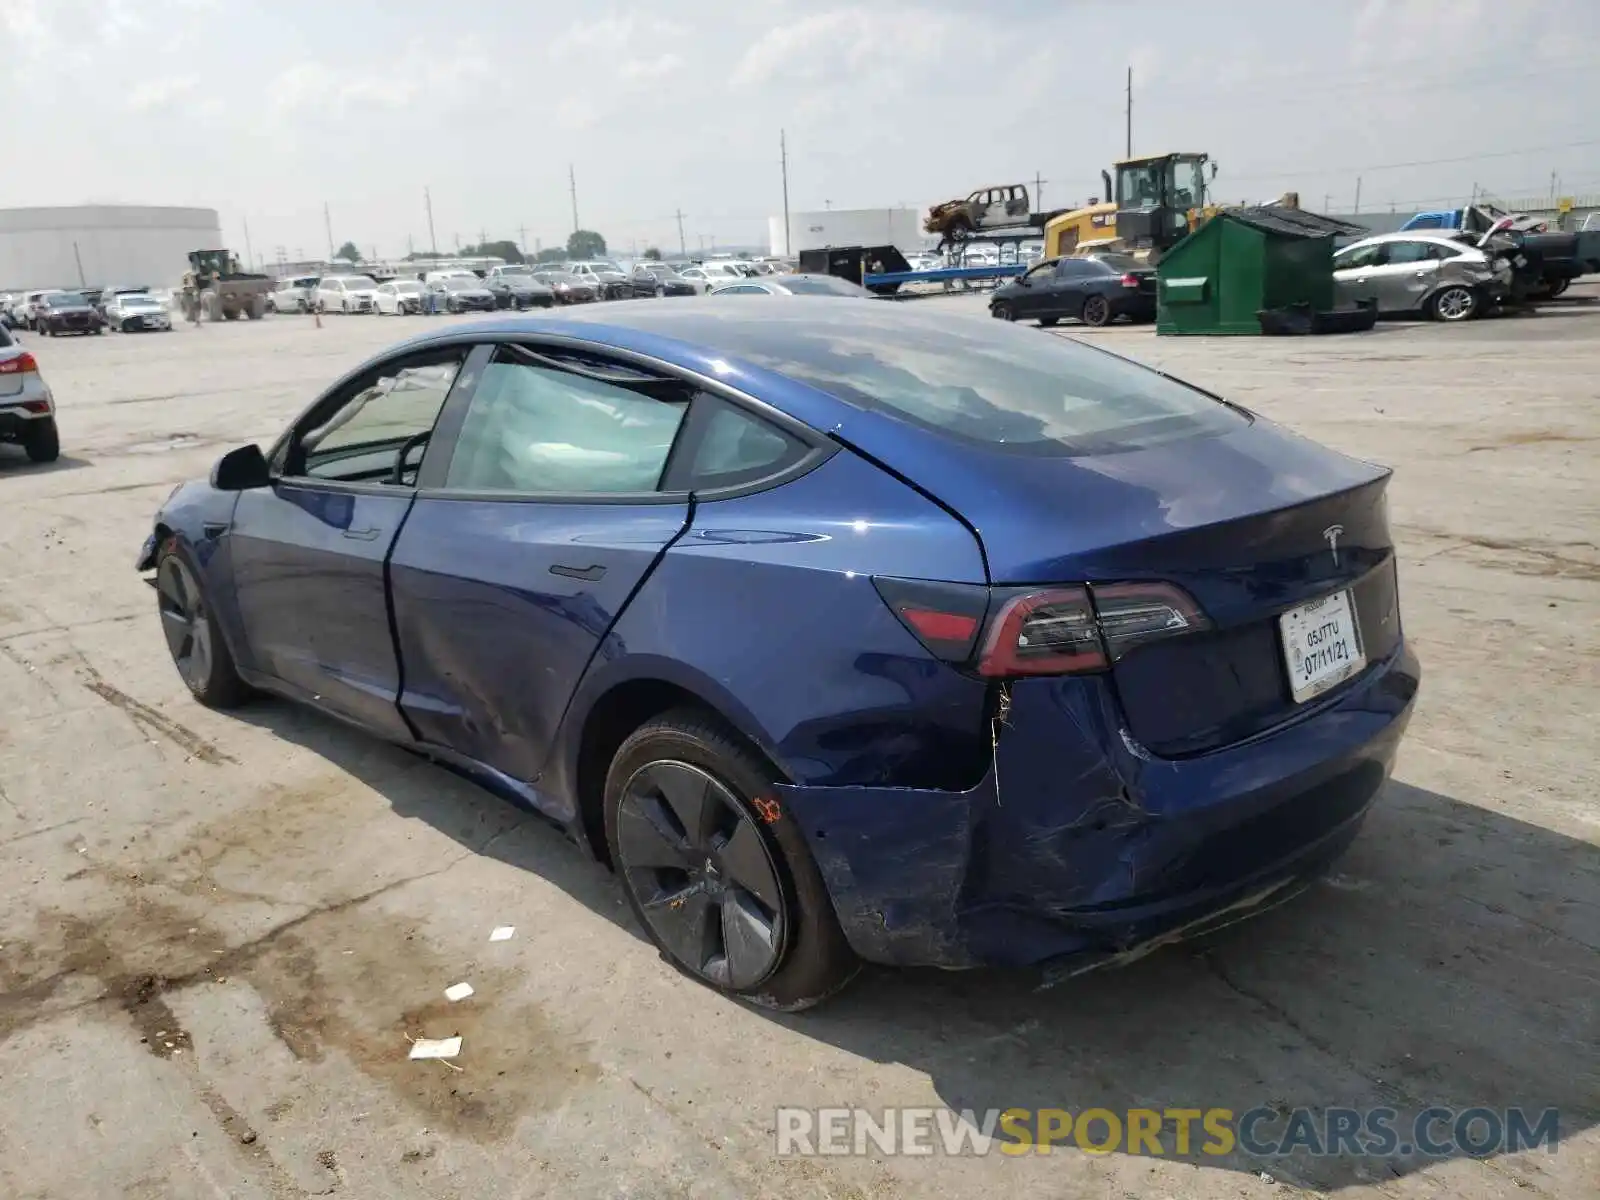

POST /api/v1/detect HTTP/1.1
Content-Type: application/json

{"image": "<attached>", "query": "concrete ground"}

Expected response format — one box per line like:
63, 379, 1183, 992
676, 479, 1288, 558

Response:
0, 292, 1595, 1199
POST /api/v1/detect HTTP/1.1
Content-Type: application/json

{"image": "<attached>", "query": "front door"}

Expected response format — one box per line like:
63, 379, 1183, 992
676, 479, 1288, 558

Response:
228, 349, 470, 739
1332, 242, 1389, 309
388, 345, 695, 795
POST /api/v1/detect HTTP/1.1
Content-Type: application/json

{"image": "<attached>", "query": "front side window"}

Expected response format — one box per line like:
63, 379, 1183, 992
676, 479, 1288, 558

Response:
295, 354, 464, 484
1334, 243, 1385, 270
443, 352, 689, 494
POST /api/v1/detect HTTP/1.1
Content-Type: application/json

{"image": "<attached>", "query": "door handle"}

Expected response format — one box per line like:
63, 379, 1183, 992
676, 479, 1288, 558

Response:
550, 563, 606, 581
342, 527, 381, 541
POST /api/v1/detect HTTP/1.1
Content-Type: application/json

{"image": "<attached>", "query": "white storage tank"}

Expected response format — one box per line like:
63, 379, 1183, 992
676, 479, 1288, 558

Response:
0, 206, 224, 290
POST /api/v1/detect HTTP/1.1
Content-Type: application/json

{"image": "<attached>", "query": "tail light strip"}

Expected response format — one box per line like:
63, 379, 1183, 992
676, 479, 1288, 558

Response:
875, 577, 1210, 679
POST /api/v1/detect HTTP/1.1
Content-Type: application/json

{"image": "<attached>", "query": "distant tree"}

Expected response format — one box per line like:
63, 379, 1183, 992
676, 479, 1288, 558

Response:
643, 246, 663, 261
335, 241, 363, 263
461, 239, 525, 264
534, 246, 567, 264
567, 229, 608, 259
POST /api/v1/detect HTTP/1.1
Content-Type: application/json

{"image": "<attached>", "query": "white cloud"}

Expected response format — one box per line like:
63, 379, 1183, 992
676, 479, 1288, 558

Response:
731, 8, 950, 88
126, 74, 198, 112
619, 52, 684, 83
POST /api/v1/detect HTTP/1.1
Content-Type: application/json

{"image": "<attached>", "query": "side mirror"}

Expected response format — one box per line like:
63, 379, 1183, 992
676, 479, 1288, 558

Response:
211, 443, 271, 491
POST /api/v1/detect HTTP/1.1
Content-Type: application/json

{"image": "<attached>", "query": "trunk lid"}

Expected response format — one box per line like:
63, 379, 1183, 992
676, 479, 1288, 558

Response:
843, 414, 1398, 757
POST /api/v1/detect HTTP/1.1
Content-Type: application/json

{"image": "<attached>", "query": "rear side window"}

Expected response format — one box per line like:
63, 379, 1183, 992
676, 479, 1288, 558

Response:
692, 307, 1246, 457
444, 356, 688, 494
681, 397, 808, 490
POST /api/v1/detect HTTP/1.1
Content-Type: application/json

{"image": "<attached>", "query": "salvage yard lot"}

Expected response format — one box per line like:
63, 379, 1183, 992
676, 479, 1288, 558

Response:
0, 296, 1595, 1199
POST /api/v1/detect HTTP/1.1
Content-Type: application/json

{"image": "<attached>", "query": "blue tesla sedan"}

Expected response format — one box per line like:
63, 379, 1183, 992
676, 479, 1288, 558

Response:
138, 300, 1419, 1009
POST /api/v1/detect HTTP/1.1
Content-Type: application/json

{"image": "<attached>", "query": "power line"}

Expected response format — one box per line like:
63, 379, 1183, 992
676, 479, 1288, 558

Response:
1224, 137, 1600, 186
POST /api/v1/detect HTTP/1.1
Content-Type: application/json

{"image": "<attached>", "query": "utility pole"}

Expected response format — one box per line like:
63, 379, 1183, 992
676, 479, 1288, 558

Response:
780, 128, 792, 257
408, 234, 415, 257
1033, 171, 1047, 211
674, 209, 687, 258
1354, 176, 1363, 214
424, 187, 438, 255
478, 228, 487, 249
519, 225, 527, 258
242, 216, 255, 271
323, 202, 334, 259
569, 164, 580, 233
1125, 66, 1132, 158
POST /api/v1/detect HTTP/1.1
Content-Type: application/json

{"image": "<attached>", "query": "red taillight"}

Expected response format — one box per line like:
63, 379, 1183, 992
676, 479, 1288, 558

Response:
21, 400, 50, 414
1120, 273, 1140, 288
978, 587, 1105, 676
0, 352, 37, 375
876, 576, 1209, 679
1090, 582, 1207, 658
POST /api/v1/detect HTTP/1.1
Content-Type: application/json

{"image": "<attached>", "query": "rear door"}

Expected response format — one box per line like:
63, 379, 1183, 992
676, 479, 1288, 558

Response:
1369, 239, 1441, 310
228, 346, 471, 738
387, 343, 695, 787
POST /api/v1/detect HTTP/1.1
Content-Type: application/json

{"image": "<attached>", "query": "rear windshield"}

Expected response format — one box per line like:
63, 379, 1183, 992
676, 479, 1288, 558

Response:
691, 307, 1247, 457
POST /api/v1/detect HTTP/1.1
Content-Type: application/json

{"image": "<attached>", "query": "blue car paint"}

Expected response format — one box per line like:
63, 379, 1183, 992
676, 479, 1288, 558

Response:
140, 301, 1421, 973
227, 482, 416, 741
388, 496, 692, 800
778, 640, 1419, 968
550, 447, 992, 797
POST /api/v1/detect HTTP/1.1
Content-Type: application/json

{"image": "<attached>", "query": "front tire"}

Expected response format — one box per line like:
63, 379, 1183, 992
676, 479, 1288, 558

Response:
155, 542, 249, 708
604, 710, 858, 1010
991, 302, 1016, 321
1429, 285, 1477, 322
23, 418, 59, 463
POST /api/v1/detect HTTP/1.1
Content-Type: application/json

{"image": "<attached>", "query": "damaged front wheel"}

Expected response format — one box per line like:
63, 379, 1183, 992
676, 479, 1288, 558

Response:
604, 709, 858, 1010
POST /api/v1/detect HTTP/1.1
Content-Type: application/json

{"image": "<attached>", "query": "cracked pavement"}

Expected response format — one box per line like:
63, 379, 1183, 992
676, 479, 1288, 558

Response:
0, 300, 1595, 1198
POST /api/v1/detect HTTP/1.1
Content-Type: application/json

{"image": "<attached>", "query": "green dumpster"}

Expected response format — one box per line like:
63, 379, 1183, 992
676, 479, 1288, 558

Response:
1157, 207, 1365, 335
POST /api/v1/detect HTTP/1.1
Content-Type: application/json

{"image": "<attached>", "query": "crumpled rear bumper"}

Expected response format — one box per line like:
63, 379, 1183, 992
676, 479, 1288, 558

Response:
775, 641, 1420, 970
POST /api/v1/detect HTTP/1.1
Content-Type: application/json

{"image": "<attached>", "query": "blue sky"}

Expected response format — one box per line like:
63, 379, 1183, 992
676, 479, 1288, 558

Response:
3, 0, 1596, 258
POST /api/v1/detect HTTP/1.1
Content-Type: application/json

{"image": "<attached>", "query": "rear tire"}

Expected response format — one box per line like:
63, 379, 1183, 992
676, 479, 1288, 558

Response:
604, 709, 858, 1011
154, 541, 249, 709
1081, 294, 1112, 327
23, 418, 59, 463
1429, 285, 1477, 322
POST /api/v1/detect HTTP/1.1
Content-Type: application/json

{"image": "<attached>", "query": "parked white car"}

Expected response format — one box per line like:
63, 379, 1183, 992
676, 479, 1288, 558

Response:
0, 323, 59, 462
677, 262, 749, 292
315, 275, 379, 313
104, 292, 172, 332
267, 276, 320, 313
375, 280, 425, 315
13, 291, 49, 330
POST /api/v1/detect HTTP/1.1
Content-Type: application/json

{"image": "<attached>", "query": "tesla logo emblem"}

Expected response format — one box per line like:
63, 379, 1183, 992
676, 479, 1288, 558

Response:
1323, 524, 1345, 566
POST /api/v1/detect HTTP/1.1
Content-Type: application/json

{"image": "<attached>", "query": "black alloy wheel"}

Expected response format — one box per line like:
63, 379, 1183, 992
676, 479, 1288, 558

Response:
157, 554, 214, 694
614, 760, 787, 989
992, 302, 1015, 321
155, 546, 247, 707
1081, 293, 1112, 327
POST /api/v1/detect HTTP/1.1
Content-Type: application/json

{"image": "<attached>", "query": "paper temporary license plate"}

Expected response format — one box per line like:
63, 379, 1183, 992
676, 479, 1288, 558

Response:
1279, 589, 1365, 703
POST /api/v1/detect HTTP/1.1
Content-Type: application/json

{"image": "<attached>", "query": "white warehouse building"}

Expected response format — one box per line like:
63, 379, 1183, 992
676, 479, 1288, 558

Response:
0, 205, 223, 291
769, 207, 931, 256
